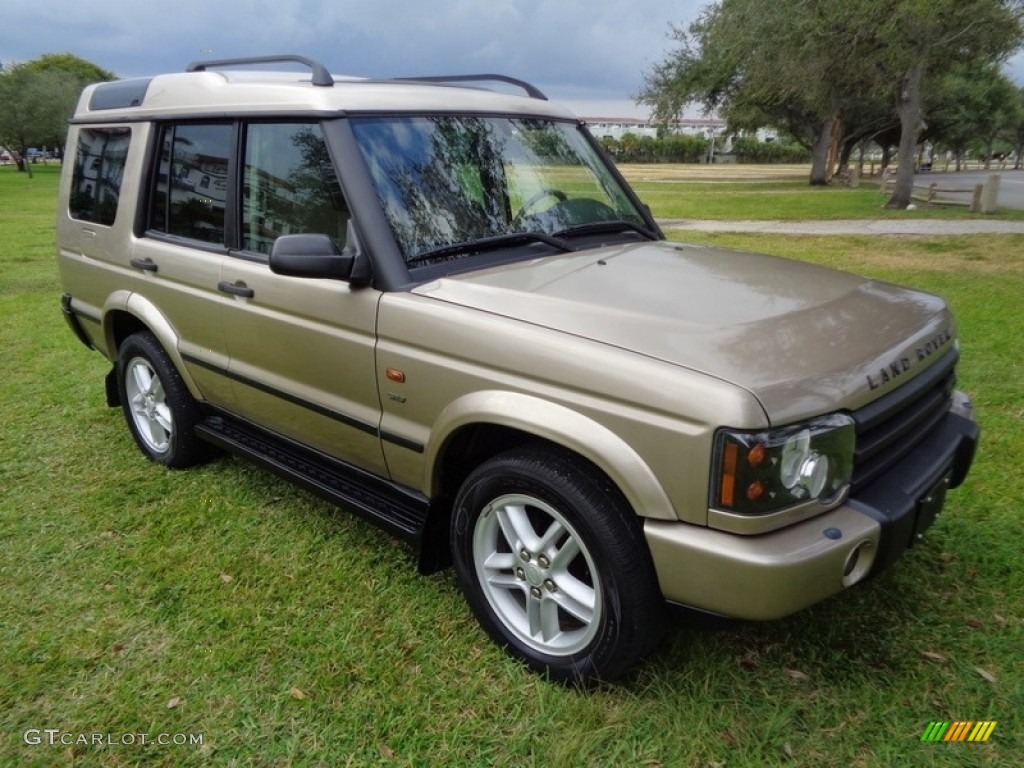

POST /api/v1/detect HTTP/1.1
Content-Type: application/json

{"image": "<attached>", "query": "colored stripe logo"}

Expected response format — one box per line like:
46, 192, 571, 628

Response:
921, 721, 997, 742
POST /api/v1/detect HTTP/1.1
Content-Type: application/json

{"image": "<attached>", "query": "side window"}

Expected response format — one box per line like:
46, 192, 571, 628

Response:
242, 123, 348, 254
69, 127, 131, 225
149, 123, 231, 244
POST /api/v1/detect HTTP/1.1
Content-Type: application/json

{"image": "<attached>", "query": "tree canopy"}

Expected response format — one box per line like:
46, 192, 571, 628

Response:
640, 0, 1024, 206
0, 53, 115, 174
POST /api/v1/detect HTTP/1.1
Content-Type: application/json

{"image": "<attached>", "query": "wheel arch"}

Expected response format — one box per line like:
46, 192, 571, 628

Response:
101, 291, 202, 400
416, 390, 677, 573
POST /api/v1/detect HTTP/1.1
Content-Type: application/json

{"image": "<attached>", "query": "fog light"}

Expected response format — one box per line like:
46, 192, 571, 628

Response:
842, 540, 875, 587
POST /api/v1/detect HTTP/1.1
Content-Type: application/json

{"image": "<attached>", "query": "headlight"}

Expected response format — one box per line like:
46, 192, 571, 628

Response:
711, 414, 855, 516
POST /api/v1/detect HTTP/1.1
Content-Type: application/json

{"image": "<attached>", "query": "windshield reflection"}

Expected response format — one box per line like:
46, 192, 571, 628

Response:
349, 116, 646, 265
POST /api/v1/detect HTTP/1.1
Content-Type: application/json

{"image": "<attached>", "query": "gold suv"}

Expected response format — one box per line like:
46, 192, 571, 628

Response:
57, 55, 978, 683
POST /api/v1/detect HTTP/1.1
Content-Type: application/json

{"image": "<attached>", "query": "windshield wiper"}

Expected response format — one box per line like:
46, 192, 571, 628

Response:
408, 231, 574, 266
553, 220, 659, 241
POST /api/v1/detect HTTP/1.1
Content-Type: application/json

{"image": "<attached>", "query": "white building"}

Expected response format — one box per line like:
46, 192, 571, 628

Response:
582, 116, 727, 141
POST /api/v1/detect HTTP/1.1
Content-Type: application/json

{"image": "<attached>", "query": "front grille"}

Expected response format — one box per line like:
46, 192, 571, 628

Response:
851, 349, 958, 489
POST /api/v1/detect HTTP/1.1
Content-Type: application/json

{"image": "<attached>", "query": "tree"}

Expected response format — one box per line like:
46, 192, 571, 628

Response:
1010, 87, 1024, 169
871, 1, 1023, 208
638, 0, 885, 186
0, 53, 115, 175
926, 65, 1020, 170
640, 0, 1023, 204
22, 53, 115, 85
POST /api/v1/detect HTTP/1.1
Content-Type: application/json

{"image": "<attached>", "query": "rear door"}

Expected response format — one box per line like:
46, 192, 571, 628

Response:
130, 122, 234, 405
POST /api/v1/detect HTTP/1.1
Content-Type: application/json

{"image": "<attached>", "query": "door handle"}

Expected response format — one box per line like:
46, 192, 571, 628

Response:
129, 257, 158, 273
218, 280, 255, 298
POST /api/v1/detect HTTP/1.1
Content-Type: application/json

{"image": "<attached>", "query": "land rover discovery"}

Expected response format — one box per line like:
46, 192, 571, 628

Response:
56, 55, 978, 683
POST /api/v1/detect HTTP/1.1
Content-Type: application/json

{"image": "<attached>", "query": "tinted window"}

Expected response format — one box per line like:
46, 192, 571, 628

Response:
149, 123, 231, 244
242, 123, 348, 253
69, 127, 131, 225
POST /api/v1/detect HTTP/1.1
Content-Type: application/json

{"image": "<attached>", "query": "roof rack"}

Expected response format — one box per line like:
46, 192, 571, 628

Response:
186, 55, 334, 87
394, 74, 548, 101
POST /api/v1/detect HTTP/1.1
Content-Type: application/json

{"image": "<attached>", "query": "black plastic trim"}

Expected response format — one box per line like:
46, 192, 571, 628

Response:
60, 294, 96, 350
849, 411, 979, 578
181, 353, 375, 437
394, 74, 547, 100
217, 281, 254, 298
133, 125, 159, 239
853, 349, 958, 432
322, 119, 414, 291
380, 431, 425, 454
140, 231, 230, 256
851, 349, 958, 489
105, 366, 120, 407
195, 408, 429, 541
578, 123, 665, 239
179, 352, 425, 453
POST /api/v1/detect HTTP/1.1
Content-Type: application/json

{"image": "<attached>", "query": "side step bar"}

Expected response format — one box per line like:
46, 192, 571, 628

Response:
195, 411, 430, 542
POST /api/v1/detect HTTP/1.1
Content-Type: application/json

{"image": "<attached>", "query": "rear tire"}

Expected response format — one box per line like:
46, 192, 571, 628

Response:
451, 444, 666, 684
117, 331, 213, 468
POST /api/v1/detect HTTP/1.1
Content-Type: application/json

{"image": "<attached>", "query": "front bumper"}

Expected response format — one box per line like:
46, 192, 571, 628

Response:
645, 398, 979, 620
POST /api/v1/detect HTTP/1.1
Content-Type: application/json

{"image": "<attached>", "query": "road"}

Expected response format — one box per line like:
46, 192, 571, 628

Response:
915, 169, 1024, 210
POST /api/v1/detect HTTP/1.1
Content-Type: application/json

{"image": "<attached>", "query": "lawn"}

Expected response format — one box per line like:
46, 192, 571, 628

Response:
617, 163, 1024, 221
1, 164, 1021, 766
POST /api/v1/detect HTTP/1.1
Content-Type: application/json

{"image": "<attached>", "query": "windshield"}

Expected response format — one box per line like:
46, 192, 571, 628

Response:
349, 116, 650, 265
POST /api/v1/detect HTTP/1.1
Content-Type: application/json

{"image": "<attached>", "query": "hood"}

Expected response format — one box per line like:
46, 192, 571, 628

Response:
413, 242, 955, 423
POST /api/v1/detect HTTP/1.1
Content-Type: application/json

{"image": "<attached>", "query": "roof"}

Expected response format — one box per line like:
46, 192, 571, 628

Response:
73, 61, 577, 123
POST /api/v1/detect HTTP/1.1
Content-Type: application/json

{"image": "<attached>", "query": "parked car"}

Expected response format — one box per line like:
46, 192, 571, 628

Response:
56, 55, 978, 683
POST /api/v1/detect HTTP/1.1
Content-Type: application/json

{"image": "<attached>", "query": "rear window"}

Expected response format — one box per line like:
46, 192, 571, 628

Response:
69, 127, 131, 225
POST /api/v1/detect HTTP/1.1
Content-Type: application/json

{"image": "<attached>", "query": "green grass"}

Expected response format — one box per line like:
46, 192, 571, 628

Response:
2, 164, 1022, 766
618, 164, 1024, 221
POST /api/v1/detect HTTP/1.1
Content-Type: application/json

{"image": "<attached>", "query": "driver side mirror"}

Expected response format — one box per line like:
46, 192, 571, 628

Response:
269, 223, 371, 287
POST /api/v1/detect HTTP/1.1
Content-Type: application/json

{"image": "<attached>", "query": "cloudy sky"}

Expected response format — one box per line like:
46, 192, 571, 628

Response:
2, 0, 1022, 119
0, 0, 704, 117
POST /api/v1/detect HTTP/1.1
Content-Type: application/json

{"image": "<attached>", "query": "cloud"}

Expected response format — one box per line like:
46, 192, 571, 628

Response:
0, 0, 700, 104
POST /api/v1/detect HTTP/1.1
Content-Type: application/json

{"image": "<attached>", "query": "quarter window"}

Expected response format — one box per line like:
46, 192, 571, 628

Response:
242, 122, 348, 254
149, 123, 231, 244
69, 127, 131, 225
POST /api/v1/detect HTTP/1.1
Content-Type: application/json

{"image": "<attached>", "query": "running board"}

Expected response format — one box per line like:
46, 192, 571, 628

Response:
195, 411, 430, 542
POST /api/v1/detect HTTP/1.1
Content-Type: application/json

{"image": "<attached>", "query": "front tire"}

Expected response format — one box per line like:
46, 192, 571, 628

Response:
117, 331, 213, 468
451, 445, 666, 684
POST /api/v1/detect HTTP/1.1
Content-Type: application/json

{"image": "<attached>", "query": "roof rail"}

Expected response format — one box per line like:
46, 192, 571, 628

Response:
186, 55, 334, 87
395, 74, 547, 101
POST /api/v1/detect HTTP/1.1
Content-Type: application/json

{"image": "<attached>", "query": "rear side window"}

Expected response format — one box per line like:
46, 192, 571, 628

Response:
242, 123, 348, 254
149, 123, 231, 244
69, 127, 131, 225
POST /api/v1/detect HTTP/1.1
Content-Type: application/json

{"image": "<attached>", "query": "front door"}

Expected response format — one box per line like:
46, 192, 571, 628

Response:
217, 121, 387, 475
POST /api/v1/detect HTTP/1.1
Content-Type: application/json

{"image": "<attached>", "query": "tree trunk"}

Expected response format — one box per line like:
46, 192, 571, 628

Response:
835, 136, 856, 185
886, 63, 923, 209
880, 144, 894, 173
808, 116, 833, 186
13, 151, 32, 177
